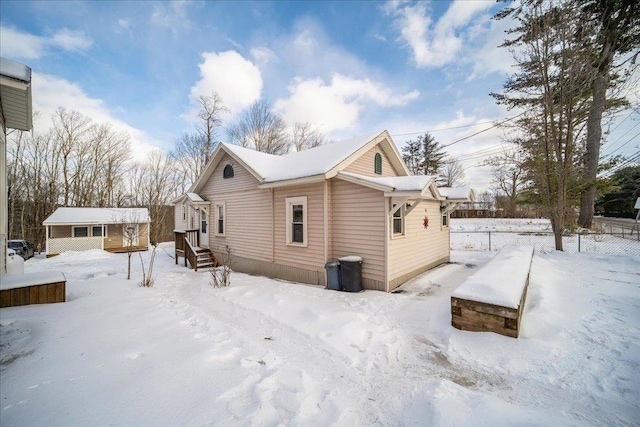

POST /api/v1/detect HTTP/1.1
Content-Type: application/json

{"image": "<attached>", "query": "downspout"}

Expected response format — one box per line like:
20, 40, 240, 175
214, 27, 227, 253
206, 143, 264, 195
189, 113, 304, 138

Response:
323, 180, 329, 286
384, 197, 390, 292
101, 224, 104, 250
271, 188, 275, 263
46, 225, 49, 255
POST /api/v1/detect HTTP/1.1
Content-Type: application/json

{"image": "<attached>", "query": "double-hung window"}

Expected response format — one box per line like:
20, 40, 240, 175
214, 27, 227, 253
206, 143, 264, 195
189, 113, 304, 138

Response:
286, 196, 307, 246
442, 212, 449, 227
92, 225, 105, 237
215, 203, 225, 236
73, 226, 88, 238
392, 204, 404, 236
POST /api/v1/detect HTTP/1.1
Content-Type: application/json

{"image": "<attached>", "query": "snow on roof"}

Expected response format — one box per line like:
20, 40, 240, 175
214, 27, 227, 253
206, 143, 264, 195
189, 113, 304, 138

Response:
186, 193, 205, 202
438, 187, 473, 200
222, 131, 383, 183
339, 172, 436, 192
43, 208, 151, 225
452, 245, 534, 309
0, 57, 31, 82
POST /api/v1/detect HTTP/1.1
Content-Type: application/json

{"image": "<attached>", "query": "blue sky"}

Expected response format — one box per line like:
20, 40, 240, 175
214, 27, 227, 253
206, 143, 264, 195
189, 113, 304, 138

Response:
1, 0, 637, 191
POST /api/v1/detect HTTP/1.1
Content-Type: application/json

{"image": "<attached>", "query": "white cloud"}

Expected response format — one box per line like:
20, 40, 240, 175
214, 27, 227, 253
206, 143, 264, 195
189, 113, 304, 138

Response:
32, 73, 160, 160
275, 74, 420, 133
250, 47, 276, 68
0, 26, 45, 59
386, 0, 493, 69
49, 28, 93, 52
150, 1, 193, 33
468, 14, 517, 79
189, 51, 263, 115
118, 19, 130, 30
0, 26, 92, 60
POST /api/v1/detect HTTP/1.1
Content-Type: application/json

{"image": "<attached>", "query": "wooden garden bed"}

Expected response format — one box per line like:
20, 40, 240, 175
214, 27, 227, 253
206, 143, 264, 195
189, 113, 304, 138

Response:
0, 271, 66, 308
451, 245, 533, 338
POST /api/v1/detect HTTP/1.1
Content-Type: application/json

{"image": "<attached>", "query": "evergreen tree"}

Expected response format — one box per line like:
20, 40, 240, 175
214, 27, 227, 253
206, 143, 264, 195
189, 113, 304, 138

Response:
419, 133, 446, 176
401, 139, 422, 175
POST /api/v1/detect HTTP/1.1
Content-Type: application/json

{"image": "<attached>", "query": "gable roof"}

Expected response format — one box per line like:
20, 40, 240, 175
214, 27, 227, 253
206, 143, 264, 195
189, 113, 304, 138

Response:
43, 208, 151, 225
190, 130, 409, 192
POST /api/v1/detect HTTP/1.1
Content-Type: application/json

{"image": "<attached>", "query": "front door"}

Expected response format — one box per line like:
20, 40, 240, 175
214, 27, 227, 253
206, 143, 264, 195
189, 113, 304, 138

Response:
200, 210, 209, 247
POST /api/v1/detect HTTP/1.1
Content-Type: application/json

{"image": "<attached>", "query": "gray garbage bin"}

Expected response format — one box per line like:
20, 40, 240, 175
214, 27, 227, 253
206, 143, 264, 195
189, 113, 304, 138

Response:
338, 256, 362, 292
325, 261, 342, 290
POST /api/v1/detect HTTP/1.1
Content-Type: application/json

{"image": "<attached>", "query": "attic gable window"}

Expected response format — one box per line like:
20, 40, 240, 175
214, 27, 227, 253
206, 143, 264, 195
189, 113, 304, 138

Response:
374, 153, 382, 175
223, 164, 234, 179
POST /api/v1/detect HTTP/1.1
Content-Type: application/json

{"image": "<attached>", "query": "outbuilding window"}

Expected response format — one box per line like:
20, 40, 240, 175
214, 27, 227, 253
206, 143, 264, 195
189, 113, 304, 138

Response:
92, 225, 105, 237
442, 213, 449, 227
223, 164, 234, 178
392, 204, 404, 235
73, 226, 88, 238
374, 153, 382, 175
286, 196, 307, 246
215, 203, 225, 236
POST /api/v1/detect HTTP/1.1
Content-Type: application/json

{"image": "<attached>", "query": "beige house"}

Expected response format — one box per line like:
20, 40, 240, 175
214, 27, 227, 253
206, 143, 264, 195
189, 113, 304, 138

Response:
43, 208, 150, 256
173, 130, 473, 292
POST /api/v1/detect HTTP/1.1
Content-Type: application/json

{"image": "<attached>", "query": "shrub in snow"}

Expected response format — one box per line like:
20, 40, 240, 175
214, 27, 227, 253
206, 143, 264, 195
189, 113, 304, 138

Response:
138, 244, 157, 288
210, 245, 232, 288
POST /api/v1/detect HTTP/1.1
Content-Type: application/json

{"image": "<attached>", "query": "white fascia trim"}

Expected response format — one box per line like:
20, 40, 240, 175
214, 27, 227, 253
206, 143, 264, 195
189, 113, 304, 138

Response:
259, 174, 326, 189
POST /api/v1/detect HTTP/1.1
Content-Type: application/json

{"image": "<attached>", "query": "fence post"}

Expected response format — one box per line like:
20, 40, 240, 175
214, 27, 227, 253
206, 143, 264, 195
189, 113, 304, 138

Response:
488, 231, 492, 251
578, 233, 581, 253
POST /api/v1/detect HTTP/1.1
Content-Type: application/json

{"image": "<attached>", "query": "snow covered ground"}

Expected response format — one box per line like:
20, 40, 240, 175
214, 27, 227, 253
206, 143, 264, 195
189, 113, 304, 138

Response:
1, 222, 639, 426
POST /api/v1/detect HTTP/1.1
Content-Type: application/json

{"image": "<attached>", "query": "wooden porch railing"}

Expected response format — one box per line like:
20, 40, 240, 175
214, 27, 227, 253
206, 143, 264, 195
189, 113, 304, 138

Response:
174, 229, 200, 268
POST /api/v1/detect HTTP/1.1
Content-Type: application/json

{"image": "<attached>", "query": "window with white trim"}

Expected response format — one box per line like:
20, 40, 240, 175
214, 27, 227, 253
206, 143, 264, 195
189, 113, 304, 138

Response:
92, 225, 105, 237
442, 212, 449, 227
286, 196, 307, 246
73, 226, 88, 238
215, 203, 225, 236
201, 210, 208, 234
392, 204, 405, 235
182, 205, 186, 221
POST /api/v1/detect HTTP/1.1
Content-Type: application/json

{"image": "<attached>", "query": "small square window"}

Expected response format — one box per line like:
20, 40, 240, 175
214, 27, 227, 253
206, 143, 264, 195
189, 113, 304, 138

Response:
73, 226, 88, 238
92, 226, 104, 237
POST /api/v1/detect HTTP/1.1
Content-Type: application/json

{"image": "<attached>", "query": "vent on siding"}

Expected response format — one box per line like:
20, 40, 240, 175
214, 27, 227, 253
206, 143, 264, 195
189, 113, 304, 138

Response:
374, 153, 382, 175
223, 164, 234, 178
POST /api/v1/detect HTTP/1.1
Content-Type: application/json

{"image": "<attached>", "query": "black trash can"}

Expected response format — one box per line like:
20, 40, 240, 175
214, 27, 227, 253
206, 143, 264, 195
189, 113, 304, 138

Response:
338, 256, 363, 292
325, 261, 342, 291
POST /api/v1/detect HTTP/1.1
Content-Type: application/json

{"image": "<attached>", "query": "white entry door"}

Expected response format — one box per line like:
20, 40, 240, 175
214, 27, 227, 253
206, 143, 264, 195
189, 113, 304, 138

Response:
200, 210, 209, 247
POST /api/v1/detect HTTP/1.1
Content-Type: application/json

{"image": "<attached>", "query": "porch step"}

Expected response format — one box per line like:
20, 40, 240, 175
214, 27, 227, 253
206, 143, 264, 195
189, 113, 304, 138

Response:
195, 249, 217, 270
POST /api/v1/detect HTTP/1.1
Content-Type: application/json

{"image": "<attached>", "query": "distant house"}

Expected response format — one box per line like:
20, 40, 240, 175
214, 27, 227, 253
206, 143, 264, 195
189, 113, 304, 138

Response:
173, 130, 474, 292
450, 202, 493, 219
43, 208, 150, 256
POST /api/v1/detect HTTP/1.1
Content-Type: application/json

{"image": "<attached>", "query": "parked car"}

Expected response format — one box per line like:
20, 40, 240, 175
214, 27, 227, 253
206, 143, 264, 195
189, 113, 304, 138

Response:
8, 239, 35, 260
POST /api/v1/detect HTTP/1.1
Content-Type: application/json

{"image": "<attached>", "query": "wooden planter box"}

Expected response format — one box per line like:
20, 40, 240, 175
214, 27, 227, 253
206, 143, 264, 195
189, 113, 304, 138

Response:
451, 279, 529, 338
0, 271, 66, 308
450, 245, 533, 339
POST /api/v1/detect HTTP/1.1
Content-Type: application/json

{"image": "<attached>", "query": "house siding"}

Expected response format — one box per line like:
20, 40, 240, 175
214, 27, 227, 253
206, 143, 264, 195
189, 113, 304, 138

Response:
174, 205, 188, 231
51, 225, 72, 238
344, 145, 399, 177
388, 199, 450, 291
200, 156, 272, 263
331, 179, 386, 291
273, 183, 326, 274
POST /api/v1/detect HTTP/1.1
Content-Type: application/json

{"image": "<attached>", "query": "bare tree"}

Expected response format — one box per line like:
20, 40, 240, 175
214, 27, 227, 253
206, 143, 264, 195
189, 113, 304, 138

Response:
438, 156, 465, 187
485, 146, 528, 218
195, 92, 227, 163
290, 122, 325, 151
227, 99, 290, 155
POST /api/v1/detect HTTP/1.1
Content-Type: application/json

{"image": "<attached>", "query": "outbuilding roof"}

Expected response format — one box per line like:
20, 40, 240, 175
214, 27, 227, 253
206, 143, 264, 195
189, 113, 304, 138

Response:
43, 208, 151, 225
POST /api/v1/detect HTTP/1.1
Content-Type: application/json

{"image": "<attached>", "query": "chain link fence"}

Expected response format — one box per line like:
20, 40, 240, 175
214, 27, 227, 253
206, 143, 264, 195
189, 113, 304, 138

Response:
451, 230, 640, 256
